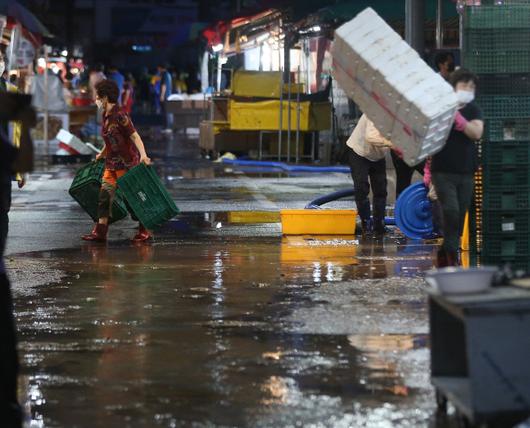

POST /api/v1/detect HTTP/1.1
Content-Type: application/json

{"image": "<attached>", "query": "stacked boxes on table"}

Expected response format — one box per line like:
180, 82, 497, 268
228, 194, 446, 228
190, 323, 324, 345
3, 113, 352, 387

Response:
331, 7, 458, 167
463, 3, 530, 269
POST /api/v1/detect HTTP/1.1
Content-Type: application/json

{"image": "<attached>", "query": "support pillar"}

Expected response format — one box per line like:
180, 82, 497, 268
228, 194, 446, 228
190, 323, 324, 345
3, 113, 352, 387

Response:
405, 0, 426, 57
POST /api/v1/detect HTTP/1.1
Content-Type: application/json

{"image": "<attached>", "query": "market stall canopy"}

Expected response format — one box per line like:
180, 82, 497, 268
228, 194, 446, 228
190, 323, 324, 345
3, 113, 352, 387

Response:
202, 9, 282, 50
8, 1, 52, 38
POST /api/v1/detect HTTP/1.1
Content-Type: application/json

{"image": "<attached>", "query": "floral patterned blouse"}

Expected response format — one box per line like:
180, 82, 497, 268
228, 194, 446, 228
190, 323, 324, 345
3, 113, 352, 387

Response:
102, 105, 139, 171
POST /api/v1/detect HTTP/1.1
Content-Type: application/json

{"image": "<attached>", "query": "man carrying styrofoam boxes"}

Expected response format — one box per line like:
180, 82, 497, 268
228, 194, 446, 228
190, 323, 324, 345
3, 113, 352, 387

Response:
331, 7, 458, 166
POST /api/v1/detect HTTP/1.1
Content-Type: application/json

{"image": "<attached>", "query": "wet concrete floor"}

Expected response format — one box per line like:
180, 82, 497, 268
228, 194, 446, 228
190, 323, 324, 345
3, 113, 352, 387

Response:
9, 232, 459, 428
6, 132, 458, 427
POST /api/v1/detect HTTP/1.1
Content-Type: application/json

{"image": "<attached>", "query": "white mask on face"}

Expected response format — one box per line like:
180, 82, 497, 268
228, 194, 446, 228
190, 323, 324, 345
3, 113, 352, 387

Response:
95, 99, 103, 110
456, 90, 475, 106
0, 61, 5, 76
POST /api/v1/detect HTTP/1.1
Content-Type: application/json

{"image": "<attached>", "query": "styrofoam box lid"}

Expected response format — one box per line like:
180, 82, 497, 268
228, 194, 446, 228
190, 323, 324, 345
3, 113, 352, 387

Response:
362, 34, 403, 64
56, 129, 73, 144
348, 19, 393, 48
371, 41, 411, 73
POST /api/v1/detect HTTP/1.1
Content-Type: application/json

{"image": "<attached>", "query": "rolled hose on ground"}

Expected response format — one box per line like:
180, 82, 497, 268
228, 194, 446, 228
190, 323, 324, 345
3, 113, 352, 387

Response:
221, 159, 351, 173
394, 182, 435, 239
304, 188, 396, 225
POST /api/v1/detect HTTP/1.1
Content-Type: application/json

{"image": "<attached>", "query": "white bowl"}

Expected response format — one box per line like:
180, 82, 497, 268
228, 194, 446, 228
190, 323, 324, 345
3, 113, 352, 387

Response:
425, 266, 498, 295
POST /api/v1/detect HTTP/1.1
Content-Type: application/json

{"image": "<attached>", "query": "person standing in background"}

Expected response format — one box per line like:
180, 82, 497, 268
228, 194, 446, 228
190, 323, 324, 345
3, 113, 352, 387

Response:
122, 74, 135, 114
431, 69, 483, 267
434, 51, 455, 81
137, 67, 151, 113
157, 63, 173, 133
107, 65, 125, 104
347, 114, 393, 236
390, 149, 425, 200
151, 73, 161, 114
174, 70, 188, 94
89, 63, 105, 102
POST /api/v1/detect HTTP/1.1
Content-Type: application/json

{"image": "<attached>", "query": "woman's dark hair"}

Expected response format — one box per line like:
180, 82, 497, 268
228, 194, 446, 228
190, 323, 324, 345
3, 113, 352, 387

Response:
434, 51, 454, 69
95, 79, 120, 103
449, 68, 478, 88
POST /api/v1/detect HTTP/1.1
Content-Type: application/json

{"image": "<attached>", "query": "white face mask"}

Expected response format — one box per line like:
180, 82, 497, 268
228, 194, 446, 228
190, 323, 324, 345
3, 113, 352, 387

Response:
456, 90, 475, 105
0, 61, 5, 76
95, 99, 104, 110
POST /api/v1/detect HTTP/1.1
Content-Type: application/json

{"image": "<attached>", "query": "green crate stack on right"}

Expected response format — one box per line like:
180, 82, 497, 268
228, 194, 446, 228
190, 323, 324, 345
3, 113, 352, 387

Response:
463, 2, 530, 270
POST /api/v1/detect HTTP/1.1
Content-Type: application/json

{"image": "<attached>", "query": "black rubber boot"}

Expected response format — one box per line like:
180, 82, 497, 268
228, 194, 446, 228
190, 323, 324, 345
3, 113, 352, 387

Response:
356, 200, 371, 236
361, 219, 372, 236
372, 219, 387, 237
436, 248, 449, 268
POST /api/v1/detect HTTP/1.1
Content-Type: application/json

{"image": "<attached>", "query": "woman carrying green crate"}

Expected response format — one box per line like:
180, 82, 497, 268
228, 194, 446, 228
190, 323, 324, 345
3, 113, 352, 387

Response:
82, 79, 153, 243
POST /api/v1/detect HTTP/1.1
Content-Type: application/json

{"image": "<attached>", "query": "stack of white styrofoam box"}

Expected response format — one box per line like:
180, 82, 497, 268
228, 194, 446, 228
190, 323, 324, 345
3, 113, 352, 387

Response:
56, 129, 93, 155
331, 7, 458, 166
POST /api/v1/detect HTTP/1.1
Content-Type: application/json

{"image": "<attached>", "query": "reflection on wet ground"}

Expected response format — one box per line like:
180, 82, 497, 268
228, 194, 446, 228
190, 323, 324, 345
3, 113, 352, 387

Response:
10, 231, 460, 427
10, 133, 456, 427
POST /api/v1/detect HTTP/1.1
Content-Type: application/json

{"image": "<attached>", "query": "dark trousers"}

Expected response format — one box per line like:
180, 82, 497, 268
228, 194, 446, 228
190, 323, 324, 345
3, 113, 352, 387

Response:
0, 175, 11, 256
161, 102, 173, 130
431, 172, 474, 253
0, 273, 22, 428
1, 174, 20, 427
348, 150, 387, 222
391, 150, 425, 199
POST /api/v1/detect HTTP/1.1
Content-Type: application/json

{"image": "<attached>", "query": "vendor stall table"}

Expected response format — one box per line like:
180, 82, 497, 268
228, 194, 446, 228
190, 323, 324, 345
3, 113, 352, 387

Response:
165, 99, 207, 131
429, 286, 530, 427
69, 105, 97, 135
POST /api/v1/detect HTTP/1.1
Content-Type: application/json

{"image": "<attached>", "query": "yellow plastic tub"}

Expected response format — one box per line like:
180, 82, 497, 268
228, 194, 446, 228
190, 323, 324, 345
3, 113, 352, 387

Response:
227, 211, 280, 224
280, 209, 357, 235
281, 236, 358, 265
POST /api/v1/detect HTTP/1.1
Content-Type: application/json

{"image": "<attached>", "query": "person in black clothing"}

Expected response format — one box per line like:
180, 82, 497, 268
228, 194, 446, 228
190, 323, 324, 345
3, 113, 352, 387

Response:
0, 140, 22, 428
431, 69, 483, 267
0, 54, 10, 257
390, 150, 425, 200
434, 51, 456, 81
0, 83, 35, 427
390, 52, 457, 200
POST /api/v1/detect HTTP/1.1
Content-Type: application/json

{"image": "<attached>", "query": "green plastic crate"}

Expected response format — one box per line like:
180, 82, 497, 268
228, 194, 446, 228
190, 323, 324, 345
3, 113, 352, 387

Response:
117, 163, 179, 230
476, 95, 530, 119
465, 29, 530, 52
481, 209, 530, 235
482, 188, 530, 211
464, 4, 530, 29
482, 164, 530, 187
462, 51, 530, 74
69, 160, 128, 224
481, 232, 530, 258
482, 140, 530, 165
480, 253, 530, 270
477, 74, 530, 96
484, 119, 530, 141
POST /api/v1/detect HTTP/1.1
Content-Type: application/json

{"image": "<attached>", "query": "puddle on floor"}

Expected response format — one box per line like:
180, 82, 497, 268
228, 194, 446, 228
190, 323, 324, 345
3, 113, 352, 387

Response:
8, 233, 461, 427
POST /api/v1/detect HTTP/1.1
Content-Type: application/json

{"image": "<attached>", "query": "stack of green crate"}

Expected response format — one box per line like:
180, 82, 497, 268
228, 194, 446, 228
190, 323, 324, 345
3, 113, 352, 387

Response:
463, 2, 530, 269
69, 160, 128, 224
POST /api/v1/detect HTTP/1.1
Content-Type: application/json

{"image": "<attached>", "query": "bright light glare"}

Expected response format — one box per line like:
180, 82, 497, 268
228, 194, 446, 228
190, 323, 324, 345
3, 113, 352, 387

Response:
256, 32, 270, 43
212, 43, 224, 53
